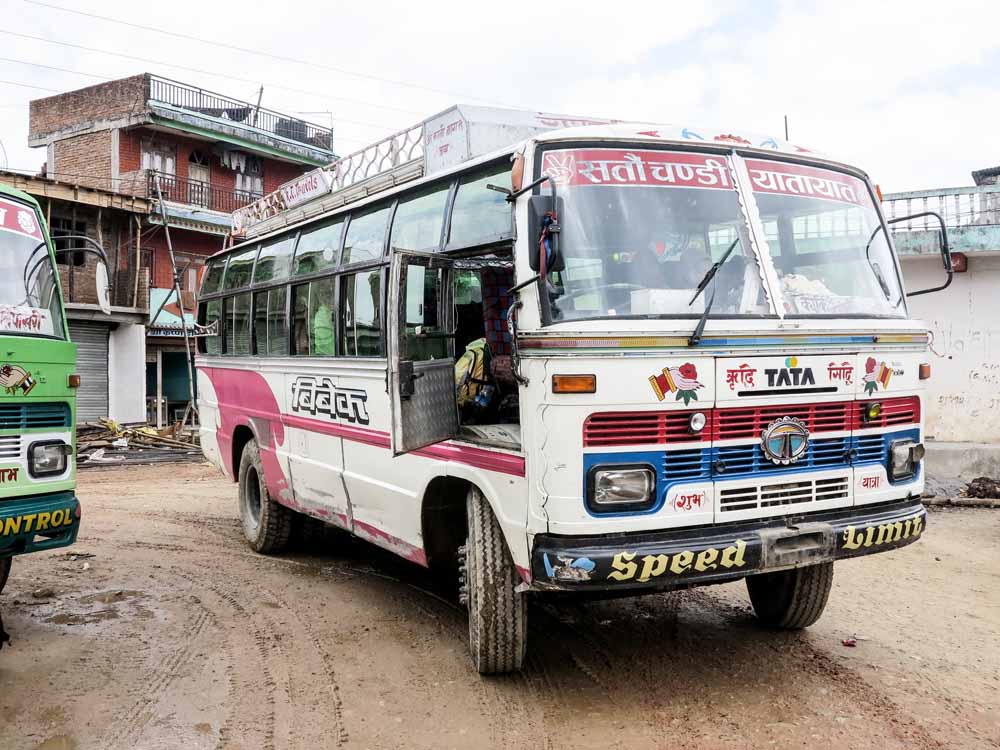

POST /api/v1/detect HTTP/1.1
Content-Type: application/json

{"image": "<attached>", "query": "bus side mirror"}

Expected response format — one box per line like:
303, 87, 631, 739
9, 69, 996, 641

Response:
95, 260, 111, 315
888, 211, 953, 297
528, 195, 565, 273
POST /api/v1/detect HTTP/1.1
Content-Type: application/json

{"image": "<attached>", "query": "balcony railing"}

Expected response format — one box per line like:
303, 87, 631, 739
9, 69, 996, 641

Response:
148, 171, 260, 214
882, 184, 1000, 255
882, 185, 1000, 230
148, 75, 334, 152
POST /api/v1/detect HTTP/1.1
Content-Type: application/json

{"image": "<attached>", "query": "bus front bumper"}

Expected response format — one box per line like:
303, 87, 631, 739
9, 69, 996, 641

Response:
530, 499, 925, 592
0, 491, 80, 558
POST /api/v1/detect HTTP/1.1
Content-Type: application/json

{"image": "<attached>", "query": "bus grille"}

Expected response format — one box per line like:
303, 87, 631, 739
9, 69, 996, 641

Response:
0, 402, 71, 430
0, 435, 20, 459
718, 475, 850, 513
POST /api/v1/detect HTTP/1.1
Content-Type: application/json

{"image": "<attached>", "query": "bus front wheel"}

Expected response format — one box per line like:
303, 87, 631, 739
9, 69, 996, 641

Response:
461, 487, 527, 674
238, 441, 291, 554
0, 557, 10, 595
746, 561, 833, 629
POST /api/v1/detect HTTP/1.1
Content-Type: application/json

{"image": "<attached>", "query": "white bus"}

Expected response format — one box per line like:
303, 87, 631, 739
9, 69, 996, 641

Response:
196, 106, 952, 673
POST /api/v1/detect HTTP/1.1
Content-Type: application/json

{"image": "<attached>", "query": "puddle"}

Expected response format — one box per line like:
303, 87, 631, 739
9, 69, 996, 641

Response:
47, 609, 119, 625
33, 736, 78, 750
77, 590, 144, 605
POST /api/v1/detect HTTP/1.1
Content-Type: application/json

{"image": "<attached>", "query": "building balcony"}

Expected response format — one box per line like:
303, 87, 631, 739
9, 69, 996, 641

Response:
883, 185, 1000, 256
147, 76, 335, 165
147, 171, 258, 214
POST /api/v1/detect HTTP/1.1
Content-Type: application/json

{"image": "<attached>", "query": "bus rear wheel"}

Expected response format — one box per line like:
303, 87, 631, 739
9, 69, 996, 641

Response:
461, 487, 527, 674
238, 441, 291, 554
0, 557, 10, 595
746, 561, 833, 629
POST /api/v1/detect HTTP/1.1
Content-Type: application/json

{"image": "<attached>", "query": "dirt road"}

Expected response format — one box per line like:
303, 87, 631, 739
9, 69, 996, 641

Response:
1, 463, 997, 750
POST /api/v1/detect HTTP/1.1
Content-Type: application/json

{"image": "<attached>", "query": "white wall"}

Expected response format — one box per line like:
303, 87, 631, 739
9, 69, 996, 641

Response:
901, 254, 1000, 442
108, 323, 147, 424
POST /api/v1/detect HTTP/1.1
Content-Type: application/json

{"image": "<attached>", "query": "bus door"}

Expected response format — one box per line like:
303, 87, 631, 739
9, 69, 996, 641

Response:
388, 250, 459, 455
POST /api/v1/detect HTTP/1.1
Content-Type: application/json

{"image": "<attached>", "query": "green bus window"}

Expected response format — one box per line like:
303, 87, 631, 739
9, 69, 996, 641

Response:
230, 293, 252, 355
201, 299, 222, 355
267, 287, 288, 356
308, 277, 336, 356
201, 259, 227, 294
292, 283, 310, 355
342, 205, 391, 266
223, 246, 258, 290
253, 291, 268, 354
389, 186, 449, 252
254, 233, 296, 283
448, 163, 512, 248
293, 217, 343, 277
341, 269, 383, 357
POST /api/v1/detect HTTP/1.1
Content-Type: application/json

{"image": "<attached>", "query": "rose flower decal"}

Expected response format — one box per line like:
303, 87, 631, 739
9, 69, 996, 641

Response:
649, 362, 704, 405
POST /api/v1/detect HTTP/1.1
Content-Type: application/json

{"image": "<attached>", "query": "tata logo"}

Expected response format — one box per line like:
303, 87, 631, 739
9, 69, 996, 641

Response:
761, 416, 810, 465
764, 356, 815, 388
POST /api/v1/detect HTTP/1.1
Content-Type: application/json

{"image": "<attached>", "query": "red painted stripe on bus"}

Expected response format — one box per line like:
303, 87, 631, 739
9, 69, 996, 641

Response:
280, 412, 525, 477
353, 520, 428, 566
413, 442, 526, 477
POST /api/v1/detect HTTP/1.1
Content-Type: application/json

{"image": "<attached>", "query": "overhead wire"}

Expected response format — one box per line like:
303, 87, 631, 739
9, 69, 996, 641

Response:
22, 0, 519, 108
0, 36, 422, 130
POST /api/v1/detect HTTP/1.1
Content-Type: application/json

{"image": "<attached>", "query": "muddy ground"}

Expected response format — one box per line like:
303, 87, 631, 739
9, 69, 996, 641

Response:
0, 463, 998, 750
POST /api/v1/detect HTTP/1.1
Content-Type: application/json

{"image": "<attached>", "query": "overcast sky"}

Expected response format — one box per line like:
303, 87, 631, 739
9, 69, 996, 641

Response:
1, 0, 996, 191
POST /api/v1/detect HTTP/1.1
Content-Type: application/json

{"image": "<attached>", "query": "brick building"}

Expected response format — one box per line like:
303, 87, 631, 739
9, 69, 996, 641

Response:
19, 73, 335, 423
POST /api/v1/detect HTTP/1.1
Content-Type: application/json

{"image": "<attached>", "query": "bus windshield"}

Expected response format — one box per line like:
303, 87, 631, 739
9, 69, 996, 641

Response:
746, 158, 905, 317
542, 148, 770, 322
0, 198, 63, 338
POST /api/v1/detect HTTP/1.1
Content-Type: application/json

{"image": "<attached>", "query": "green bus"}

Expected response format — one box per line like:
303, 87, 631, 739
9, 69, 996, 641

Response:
0, 184, 109, 646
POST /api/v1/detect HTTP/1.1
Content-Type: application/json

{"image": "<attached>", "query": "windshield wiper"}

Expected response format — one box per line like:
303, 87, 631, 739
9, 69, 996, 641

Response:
688, 238, 740, 345
863, 226, 894, 302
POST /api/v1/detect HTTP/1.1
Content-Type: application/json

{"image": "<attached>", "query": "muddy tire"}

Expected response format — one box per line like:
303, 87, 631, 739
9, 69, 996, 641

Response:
238, 440, 291, 554
746, 561, 833, 629
463, 487, 527, 674
0, 557, 10, 595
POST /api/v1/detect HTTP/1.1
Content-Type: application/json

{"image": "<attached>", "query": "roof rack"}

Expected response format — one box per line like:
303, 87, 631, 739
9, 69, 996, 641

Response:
231, 105, 622, 239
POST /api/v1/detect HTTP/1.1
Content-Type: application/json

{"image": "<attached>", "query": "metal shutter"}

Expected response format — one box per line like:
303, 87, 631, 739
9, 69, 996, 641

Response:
68, 321, 110, 423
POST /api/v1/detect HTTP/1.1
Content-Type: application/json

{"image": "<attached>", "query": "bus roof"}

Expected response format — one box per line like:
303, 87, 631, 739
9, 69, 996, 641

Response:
229, 104, 840, 241
0, 181, 43, 212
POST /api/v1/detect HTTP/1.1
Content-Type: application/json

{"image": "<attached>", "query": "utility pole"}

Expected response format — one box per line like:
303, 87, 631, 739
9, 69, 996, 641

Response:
784, 115, 789, 141
149, 174, 199, 431
252, 86, 264, 127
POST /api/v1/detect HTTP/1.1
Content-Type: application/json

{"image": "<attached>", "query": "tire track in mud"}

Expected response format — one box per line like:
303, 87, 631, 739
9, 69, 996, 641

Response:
96, 605, 211, 749
161, 507, 544, 749
172, 567, 279, 750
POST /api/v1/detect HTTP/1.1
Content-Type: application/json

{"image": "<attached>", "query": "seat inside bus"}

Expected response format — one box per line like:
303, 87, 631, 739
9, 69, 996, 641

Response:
453, 258, 521, 450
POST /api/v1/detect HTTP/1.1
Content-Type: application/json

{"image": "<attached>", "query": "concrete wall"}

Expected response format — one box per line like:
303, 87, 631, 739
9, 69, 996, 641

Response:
901, 254, 1000, 442
108, 322, 147, 424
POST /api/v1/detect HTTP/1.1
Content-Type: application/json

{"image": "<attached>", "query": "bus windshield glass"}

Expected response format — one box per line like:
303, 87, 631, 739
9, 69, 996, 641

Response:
541, 149, 770, 322
0, 197, 63, 338
746, 158, 905, 317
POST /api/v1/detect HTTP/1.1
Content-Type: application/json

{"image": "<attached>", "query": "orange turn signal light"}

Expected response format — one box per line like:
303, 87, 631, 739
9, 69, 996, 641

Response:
68, 374, 81, 388
919, 363, 931, 380
552, 374, 597, 394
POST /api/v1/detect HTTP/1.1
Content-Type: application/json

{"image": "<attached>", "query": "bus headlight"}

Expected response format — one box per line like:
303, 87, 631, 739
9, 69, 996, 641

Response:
588, 466, 655, 513
889, 440, 924, 481
29, 441, 71, 477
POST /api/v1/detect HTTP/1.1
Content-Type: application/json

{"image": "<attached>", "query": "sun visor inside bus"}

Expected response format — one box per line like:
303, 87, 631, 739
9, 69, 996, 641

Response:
528, 195, 565, 273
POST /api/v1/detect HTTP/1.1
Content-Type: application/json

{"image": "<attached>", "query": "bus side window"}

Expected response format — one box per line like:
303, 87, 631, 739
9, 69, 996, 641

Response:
448, 163, 512, 248
342, 205, 391, 266
292, 283, 310, 356
267, 287, 288, 355
308, 277, 336, 356
253, 291, 268, 355
200, 299, 222, 355
390, 186, 449, 252
341, 269, 383, 357
230, 293, 252, 356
